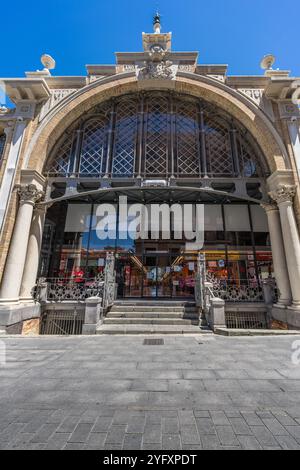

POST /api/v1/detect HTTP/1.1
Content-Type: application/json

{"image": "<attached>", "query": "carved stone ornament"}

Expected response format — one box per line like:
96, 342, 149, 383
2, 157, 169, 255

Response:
139, 59, 175, 80
16, 184, 45, 204
269, 185, 296, 204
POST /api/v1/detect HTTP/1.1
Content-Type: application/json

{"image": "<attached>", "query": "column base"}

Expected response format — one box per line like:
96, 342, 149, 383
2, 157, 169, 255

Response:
19, 297, 35, 304
273, 302, 291, 309
0, 298, 20, 306
0, 302, 41, 329
272, 305, 300, 330
288, 303, 300, 311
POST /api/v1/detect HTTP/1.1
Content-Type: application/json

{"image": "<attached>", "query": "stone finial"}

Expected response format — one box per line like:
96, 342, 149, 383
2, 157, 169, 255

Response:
16, 184, 45, 204
269, 185, 296, 205
153, 12, 161, 34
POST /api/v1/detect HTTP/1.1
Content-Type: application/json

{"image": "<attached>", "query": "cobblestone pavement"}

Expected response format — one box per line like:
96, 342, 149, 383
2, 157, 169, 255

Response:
1, 334, 300, 450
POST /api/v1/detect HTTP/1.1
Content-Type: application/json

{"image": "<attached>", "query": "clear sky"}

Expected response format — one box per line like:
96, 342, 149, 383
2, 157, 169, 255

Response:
0, 0, 299, 81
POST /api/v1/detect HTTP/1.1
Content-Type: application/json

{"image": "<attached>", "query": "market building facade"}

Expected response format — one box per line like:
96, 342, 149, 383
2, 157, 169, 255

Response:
1, 16, 300, 334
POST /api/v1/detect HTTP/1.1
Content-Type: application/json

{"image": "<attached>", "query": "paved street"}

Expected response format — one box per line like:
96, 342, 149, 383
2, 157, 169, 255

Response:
1, 334, 300, 450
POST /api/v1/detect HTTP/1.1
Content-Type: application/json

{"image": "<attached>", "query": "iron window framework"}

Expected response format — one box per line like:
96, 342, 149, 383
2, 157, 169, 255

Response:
0, 133, 6, 162
45, 92, 268, 179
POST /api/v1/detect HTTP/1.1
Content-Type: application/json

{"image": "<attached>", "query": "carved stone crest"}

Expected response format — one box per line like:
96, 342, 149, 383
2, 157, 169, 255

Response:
139, 59, 175, 80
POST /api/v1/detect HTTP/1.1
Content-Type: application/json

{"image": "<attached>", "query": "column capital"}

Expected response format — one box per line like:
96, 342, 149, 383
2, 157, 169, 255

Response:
269, 185, 296, 205
15, 184, 45, 205
260, 202, 278, 213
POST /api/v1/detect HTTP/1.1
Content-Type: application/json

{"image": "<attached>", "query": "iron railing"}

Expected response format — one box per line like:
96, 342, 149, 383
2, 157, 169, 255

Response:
206, 275, 264, 303
36, 277, 105, 302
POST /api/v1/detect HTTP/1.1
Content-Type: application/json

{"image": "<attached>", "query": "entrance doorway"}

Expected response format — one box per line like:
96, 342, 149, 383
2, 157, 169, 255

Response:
116, 253, 196, 299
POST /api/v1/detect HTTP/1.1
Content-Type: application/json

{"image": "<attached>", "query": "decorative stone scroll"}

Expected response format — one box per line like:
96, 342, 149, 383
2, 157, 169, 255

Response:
269, 185, 296, 205
238, 89, 264, 106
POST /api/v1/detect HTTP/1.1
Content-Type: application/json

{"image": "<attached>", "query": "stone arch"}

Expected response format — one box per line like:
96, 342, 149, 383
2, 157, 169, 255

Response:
24, 72, 289, 174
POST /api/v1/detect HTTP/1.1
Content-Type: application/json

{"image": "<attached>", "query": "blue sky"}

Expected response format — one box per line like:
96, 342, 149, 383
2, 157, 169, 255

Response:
0, 0, 299, 82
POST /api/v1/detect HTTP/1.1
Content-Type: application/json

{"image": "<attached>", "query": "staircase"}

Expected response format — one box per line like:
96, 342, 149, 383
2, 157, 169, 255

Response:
96, 300, 211, 335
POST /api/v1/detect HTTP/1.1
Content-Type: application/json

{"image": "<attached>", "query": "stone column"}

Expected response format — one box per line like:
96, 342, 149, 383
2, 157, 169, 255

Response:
261, 202, 292, 306
270, 185, 300, 309
0, 185, 44, 304
19, 205, 46, 302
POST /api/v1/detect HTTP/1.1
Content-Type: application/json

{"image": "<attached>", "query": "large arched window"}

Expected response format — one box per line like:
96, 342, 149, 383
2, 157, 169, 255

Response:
0, 133, 6, 162
46, 92, 267, 178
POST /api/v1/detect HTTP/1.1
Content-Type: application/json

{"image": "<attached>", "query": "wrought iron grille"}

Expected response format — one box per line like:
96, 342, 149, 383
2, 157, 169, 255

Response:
112, 99, 138, 176
225, 311, 268, 329
46, 277, 104, 302
0, 133, 6, 161
45, 92, 266, 179
145, 95, 169, 176
48, 132, 74, 175
79, 117, 108, 175
40, 309, 85, 335
206, 272, 264, 303
205, 118, 233, 176
176, 101, 200, 175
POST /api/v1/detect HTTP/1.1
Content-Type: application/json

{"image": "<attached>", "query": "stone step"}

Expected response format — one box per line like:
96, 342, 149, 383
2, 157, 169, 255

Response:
103, 318, 199, 325
96, 324, 212, 335
110, 306, 187, 313
107, 312, 199, 319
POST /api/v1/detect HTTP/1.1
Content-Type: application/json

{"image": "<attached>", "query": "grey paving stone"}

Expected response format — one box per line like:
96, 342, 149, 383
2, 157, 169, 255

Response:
271, 411, 297, 426
162, 418, 179, 434
84, 433, 107, 449
250, 426, 280, 447
142, 443, 162, 450
64, 443, 84, 450
216, 425, 240, 446
178, 410, 196, 426
195, 418, 216, 435
5, 433, 36, 450
30, 423, 58, 443
145, 411, 162, 425
162, 435, 181, 450
92, 417, 113, 432
105, 425, 127, 445
210, 411, 230, 425
44, 433, 70, 450
0, 423, 26, 441
229, 418, 252, 435
285, 425, 300, 439
123, 433, 143, 450
204, 379, 242, 392
127, 416, 146, 434
143, 424, 162, 444
193, 410, 210, 418
201, 434, 222, 450
68, 423, 94, 443
241, 411, 263, 426
57, 416, 80, 433
262, 418, 290, 436
180, 425, 200, 445
237, 435, 263, 450
130, 380, 168, 392
276, 435, 300, 450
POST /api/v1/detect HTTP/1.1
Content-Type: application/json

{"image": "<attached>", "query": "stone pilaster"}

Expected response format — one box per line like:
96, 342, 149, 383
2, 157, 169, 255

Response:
269, 185, 300, 309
